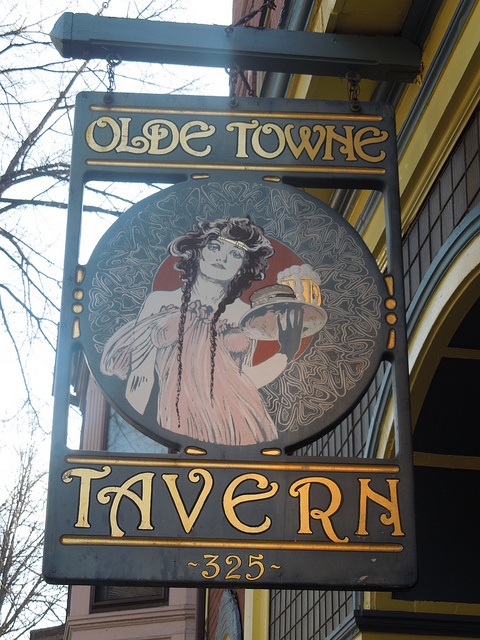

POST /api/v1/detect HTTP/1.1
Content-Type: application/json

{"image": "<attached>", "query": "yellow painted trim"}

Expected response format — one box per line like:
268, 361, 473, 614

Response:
350, 0, 480, 256
444, 346, 480, 360
414, 452, 480, 470
310, 0, 348, 33
375, 398, 395, 460
399, 9, 480, 230
204, 589, 209, 638
287, 73, 313, 99
364, 3, 480, 461
364, 589, 480, 618
376, 232, 480, 460
243, 589, 269, 640
394, 0, 461, 128
408, 233, 480, 426
361, 197, 386, 260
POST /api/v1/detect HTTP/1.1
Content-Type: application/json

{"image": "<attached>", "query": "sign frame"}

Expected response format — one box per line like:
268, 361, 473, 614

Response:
43, 92, 416, 589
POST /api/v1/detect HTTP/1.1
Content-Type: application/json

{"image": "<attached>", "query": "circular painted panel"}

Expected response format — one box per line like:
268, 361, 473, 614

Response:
80, 178, 389, 454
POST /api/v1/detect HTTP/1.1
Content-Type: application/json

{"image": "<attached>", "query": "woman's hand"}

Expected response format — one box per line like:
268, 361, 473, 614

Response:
277, 306, 304, 362
242, 306, 304, 388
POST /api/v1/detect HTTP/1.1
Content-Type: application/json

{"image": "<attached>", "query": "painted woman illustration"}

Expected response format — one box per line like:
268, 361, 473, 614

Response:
100, 217, 304, 446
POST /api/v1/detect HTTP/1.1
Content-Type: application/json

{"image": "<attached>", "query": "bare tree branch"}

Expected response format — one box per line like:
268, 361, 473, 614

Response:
0, 2, 197, 632
0, 440, 65, 639
0, 1, 220, 633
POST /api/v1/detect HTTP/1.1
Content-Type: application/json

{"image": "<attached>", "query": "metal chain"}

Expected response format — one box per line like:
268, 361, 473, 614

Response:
225, 1, 275, 101
226, 66, 240, 106
238, 69, 255, 97
97, 1, 119, 103
106, 54, 121, 93
96, 0, 112, 16
225, 65, 256, 105
225, 0, 277, 34
346, 71, 361, 112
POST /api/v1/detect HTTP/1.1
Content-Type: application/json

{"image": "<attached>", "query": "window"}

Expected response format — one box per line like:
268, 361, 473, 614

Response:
92, 585, 168, 612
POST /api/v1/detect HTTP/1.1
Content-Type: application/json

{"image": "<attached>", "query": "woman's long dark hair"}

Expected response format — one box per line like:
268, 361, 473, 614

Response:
168, 218, 274, 427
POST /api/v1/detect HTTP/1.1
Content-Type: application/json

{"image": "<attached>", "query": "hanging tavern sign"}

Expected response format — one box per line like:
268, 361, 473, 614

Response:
44, 92, 416, 589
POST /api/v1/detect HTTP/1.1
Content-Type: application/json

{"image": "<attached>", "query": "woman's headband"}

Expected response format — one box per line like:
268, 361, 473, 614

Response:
210, 228, 272, 253
217, 235, 250, 252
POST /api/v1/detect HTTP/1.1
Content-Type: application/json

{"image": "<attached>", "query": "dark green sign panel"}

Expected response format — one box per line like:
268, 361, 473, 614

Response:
44, 92, 416, 589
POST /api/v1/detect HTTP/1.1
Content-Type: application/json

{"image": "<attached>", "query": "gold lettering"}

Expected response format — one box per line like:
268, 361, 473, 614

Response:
246, 554, 265, 581
356, 478, 404, 536
354, 127, 388, 162
251, 123, 286, 159
180, 121, 215, 157
97, 472, 155, 537
85, 117, 120, 153
284, 124, 327, 160
62, 466, 112, 528
162, 468, 213, 534
85, 115, 389, 166
116, 117, 149, 154
225, 555, 242, 580
322, 125, 356, 161
202, 554, 221, 579
289, 477, 348, 542
226, 120, 258, 158
223, 473, 278, 534
141, 119, 179, 155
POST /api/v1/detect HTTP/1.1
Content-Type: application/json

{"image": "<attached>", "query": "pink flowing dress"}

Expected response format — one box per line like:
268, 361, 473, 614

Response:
100, 301, 278, 446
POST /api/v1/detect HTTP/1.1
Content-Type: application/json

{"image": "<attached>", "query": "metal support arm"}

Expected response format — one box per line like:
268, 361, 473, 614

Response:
51, 12, 422, 83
